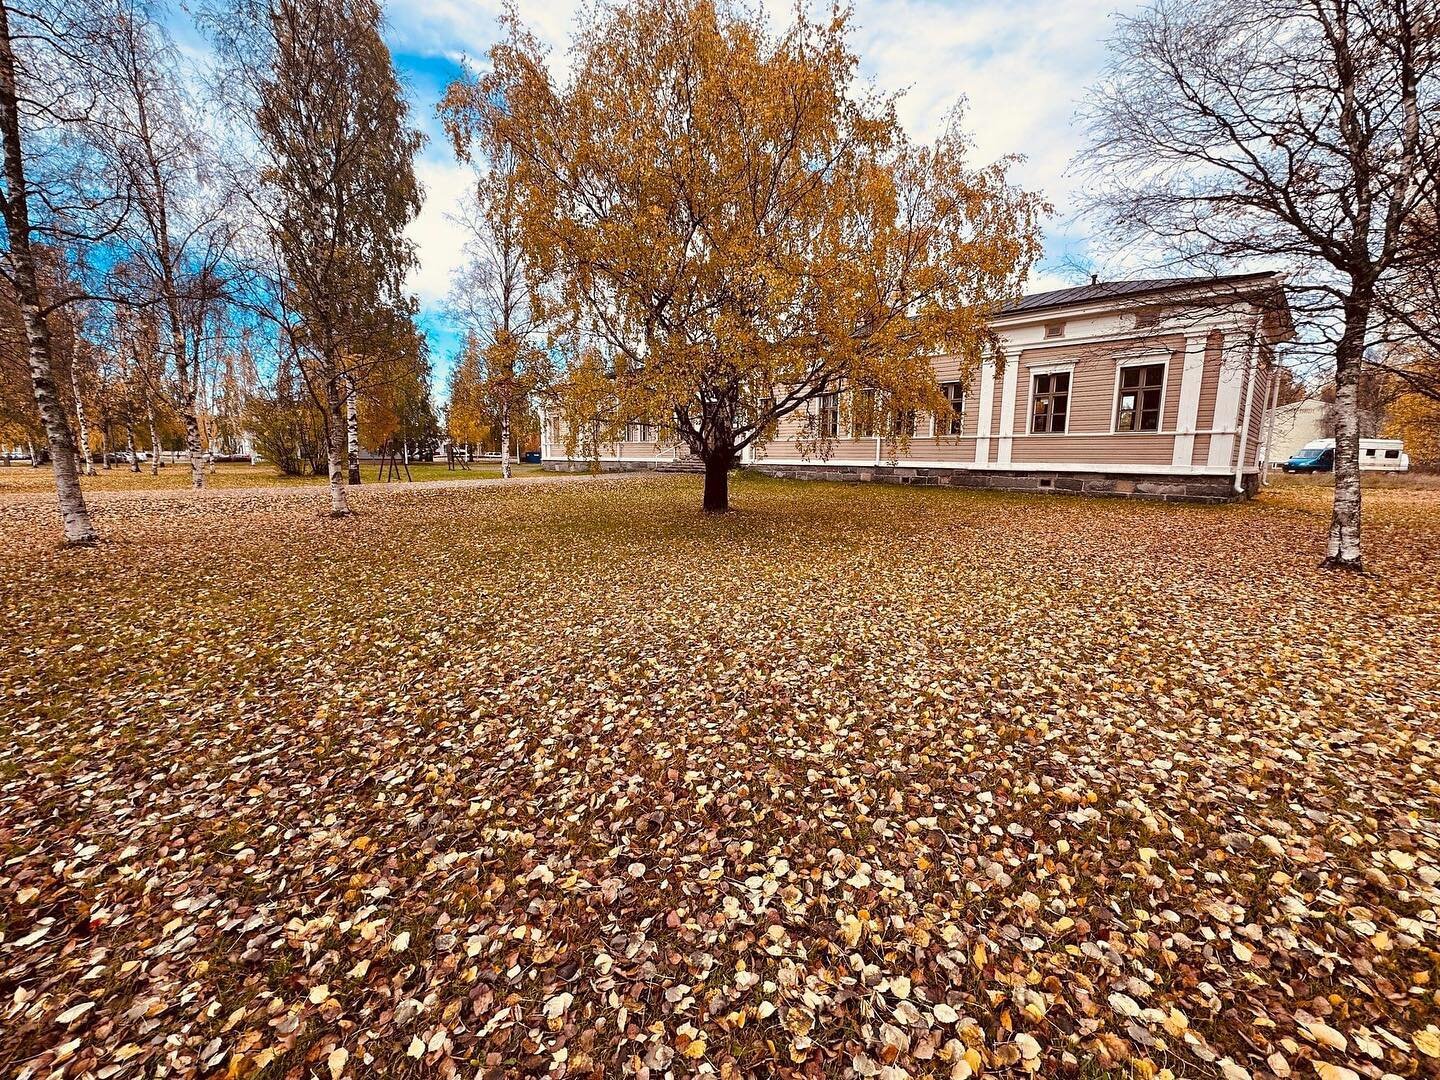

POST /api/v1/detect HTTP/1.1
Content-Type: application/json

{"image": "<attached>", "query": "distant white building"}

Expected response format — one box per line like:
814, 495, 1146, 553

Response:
1263, 399, 1328, 466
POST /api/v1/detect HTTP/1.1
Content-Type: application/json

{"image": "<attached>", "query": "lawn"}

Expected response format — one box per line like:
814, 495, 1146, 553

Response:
0, 459, 544, 494
1, 475, 1437, 1079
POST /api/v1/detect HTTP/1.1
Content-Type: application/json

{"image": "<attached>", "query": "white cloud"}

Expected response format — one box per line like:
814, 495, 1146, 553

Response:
405, 154, 473, 308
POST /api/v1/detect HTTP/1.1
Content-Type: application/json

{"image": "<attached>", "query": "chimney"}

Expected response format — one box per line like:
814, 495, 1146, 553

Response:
1090, 273, 1099, 285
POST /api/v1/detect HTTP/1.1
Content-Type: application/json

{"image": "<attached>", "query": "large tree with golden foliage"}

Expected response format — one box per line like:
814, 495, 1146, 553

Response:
441, 0, 1045, 511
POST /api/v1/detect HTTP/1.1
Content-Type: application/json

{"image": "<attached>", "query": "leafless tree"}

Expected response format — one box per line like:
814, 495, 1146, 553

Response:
1079, 0, 1438, 571
82, 0, 238, 489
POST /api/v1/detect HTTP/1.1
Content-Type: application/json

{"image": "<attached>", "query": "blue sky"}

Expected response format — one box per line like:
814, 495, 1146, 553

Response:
314, 1, 1146, 385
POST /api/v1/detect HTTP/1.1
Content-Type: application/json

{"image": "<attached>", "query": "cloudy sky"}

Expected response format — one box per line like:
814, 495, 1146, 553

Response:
380, 0, 1145, 378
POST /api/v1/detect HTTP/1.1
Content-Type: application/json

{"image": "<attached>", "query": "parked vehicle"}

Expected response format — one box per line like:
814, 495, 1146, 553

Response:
521, 451, 541, 464
1282, 438, 1409, 473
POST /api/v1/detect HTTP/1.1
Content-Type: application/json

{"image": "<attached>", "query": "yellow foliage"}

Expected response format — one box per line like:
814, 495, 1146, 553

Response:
441, 0, 1045, 495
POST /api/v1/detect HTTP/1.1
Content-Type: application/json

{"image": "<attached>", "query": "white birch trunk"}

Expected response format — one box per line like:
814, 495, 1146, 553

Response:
147, 402, 160, 476
126, 423, 140, 472
501, 409, 511, 479
1326, 357, 1364, 570
325, 376, 350, 516
346, 376, 361, 484
182, 411, 204, 489
70, 363, 95, 476
100, 426, 110, 469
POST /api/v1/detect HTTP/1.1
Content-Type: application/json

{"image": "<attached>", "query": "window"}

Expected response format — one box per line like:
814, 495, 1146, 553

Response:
888, 410, 919, 438
1384, 448, 1399, 459
939, 381, 964, 436
852, 388, 878, 438
1044, 321, 1066, 339
1031, 371, 1070, 433
814, 392, 839, 439
1115, 363, 1165, 432
626, 422, 655, 443
1365, 447, 1377, 458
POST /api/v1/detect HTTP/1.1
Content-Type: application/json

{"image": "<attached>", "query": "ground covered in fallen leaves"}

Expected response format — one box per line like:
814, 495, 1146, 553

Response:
2, 474, 1437, 1080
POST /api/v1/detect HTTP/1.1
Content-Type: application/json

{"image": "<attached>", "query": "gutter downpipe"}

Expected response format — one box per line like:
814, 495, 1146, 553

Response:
1258, 370, 1281, 486
1233, 318, 1261, 495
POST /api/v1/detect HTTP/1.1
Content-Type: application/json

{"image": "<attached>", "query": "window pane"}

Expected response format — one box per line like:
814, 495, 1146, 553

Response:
1121, 368, 1141, 389
1054, 372, 1070, 392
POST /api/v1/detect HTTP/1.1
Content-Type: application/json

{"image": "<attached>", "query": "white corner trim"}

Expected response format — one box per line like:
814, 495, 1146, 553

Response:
1206, 325, 1256, 469
1172, 331, 1210, 466
996, 355, 1020, 464
974, 360, 995, 464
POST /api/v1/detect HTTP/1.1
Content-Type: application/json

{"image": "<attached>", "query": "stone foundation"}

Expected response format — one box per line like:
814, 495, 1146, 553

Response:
747, 463, 1258, 503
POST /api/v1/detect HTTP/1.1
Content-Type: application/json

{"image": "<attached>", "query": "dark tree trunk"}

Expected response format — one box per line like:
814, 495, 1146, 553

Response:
702, 455, 729, 513
0, 4, 96, 544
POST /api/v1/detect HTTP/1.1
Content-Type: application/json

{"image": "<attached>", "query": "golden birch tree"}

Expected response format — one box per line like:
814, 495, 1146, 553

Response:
441, 0, 1045, 511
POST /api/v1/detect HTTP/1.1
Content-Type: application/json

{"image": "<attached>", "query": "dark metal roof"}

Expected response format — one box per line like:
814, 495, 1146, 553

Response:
996, 272, 1280, 317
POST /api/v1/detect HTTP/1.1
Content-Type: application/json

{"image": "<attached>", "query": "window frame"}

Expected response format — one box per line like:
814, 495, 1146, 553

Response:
1026, 363, 1074, 435
626, 421, 656, 443
812, 391, 840, 440
938, 381, 965, 437
1110, 359, 1169, 434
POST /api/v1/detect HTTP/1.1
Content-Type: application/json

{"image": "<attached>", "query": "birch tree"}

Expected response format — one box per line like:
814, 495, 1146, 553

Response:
1079, 0, 1439, 571
213, 0, 423, 517
440, 0, 1045, 512
445, 156, 551, 480
0, 0, 108, 543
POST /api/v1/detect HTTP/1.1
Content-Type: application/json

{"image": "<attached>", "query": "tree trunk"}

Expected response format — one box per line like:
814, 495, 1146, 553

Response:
126, 422, 140, 471
1324, 319, 1366, 571
324, 376, 350, 516
147, 401, 160, 476
182, 409, 204, 488
702, 455, 730, 512
501, 409, 511, 479
0, 5, 96, 544
70, 362, 95, 476
346, 376, 361, 484
100, 425, 110, 469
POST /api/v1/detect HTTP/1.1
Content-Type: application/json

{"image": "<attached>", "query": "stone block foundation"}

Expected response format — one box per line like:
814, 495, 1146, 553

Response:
746, 463, 1258, 503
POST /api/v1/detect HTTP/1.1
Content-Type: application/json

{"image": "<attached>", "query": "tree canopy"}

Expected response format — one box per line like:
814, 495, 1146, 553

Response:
441, 0, 1045, 510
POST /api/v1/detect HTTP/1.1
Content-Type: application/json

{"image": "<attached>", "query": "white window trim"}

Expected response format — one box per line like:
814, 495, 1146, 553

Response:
1024, 362, 1075, 435
934, 381, 965, 438
1108, 353, 1171, 435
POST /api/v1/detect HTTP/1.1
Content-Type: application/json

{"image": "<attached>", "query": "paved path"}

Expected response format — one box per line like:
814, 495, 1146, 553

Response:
0, 470, 661, 509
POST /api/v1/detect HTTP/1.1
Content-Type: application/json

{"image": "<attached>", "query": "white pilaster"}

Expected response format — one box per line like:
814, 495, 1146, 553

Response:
1207, 326, 1255, 469
1171, 331, 1210, 466
996, 351, 1019, 466
974, 358, 995, 464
